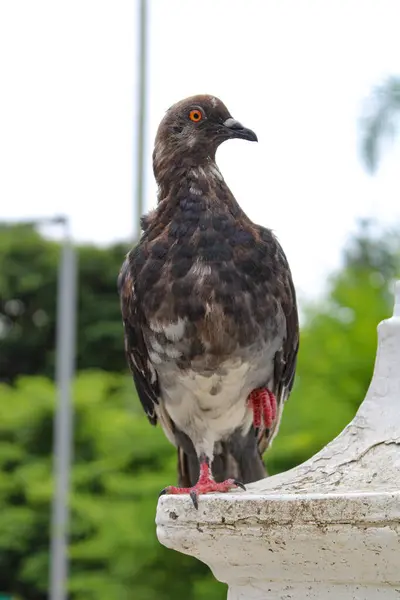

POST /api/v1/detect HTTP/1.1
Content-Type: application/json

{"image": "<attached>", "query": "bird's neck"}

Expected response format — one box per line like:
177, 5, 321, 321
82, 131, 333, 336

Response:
142, 154, 245, 239
154, 155, 224, 202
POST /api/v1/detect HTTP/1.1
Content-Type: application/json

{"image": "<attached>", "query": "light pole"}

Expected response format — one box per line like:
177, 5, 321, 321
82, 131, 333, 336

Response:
49, 216, 77, 600
5, 216, 77, 600
134, 0, 148, 242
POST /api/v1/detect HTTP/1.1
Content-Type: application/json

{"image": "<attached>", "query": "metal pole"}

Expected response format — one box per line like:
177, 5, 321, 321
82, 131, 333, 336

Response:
134, 0, 148, 242
50, 226, 77, 600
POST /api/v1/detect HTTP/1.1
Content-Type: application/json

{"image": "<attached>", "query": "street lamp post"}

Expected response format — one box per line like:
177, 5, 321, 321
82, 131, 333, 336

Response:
134, 0, 148, 242
49, 217, 77, 600
4, 216, 77, 600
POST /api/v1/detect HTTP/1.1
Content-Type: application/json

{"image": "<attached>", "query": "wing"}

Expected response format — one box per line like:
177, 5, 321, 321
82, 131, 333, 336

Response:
256, 228, 300, 455
272, 238, 299, 400
118, 256, 160, 425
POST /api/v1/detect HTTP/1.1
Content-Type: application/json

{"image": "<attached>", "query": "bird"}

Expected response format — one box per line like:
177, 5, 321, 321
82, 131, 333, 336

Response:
118, 94, 299, 509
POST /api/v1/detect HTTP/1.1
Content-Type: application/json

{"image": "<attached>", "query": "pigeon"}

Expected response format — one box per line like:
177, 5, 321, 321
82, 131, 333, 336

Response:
118, 95, 299, 509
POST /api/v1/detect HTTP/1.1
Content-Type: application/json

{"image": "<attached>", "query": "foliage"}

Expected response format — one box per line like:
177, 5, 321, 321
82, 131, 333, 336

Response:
360, 76, 400, 173
0, 373, 225, 600
0, 224, 129, 383
0, 220, 399, 599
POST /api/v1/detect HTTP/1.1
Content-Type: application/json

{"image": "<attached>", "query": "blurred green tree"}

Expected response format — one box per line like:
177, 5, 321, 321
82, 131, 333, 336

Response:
0, 224, 129, 382
360, 76, 400, 172
0, 372, 226, 600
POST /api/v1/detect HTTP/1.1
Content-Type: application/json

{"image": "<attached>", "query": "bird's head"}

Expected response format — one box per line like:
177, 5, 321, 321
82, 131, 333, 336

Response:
153, 94, 257, 181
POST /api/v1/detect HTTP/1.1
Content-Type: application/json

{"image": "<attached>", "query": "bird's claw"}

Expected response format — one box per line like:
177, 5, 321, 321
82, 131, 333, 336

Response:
248, 387, 277, 430
233, 479, 246, 491
159, 478, 246, 510
189, 489, 199, 509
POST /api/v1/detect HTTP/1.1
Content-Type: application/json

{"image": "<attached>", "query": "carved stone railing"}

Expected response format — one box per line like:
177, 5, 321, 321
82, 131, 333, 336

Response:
156, 282, 400, 599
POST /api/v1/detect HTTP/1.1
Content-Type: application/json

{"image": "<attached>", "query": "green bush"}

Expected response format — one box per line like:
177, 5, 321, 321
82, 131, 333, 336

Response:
0, 373, 227, 599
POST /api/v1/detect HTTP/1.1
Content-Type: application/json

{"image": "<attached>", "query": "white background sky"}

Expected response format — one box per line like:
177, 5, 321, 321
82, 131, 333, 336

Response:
1, 0, 400, 301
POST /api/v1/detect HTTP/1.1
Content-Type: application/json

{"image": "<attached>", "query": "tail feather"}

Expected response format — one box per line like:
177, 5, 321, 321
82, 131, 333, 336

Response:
177, 428, 267, 488
177, 447, 199, 487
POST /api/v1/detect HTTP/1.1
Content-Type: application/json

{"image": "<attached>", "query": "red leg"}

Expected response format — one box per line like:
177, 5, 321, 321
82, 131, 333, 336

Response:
247, 387, 277, 430
160, 456, 245, 509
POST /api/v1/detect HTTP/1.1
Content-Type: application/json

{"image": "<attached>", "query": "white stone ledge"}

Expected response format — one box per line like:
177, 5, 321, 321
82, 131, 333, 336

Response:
156, 281, 400, 599
158, 490, 400, 528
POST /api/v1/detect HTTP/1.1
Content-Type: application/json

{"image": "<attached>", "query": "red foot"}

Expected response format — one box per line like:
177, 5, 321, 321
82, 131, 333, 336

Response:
160, 460, 245, 509
247, 387, 277, 429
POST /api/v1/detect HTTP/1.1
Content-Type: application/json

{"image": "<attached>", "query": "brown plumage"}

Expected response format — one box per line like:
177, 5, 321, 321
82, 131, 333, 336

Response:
118, 94, 299, 508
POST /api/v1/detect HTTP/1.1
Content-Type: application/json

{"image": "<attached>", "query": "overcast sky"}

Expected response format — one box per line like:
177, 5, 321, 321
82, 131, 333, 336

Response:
1, 0, 400, 301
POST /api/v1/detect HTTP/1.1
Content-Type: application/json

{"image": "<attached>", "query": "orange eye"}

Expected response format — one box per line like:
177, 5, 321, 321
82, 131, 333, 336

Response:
189, 109, 203, 122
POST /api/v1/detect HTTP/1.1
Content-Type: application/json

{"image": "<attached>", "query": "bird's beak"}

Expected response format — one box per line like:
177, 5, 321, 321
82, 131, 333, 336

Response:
223, 117, 258, 142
